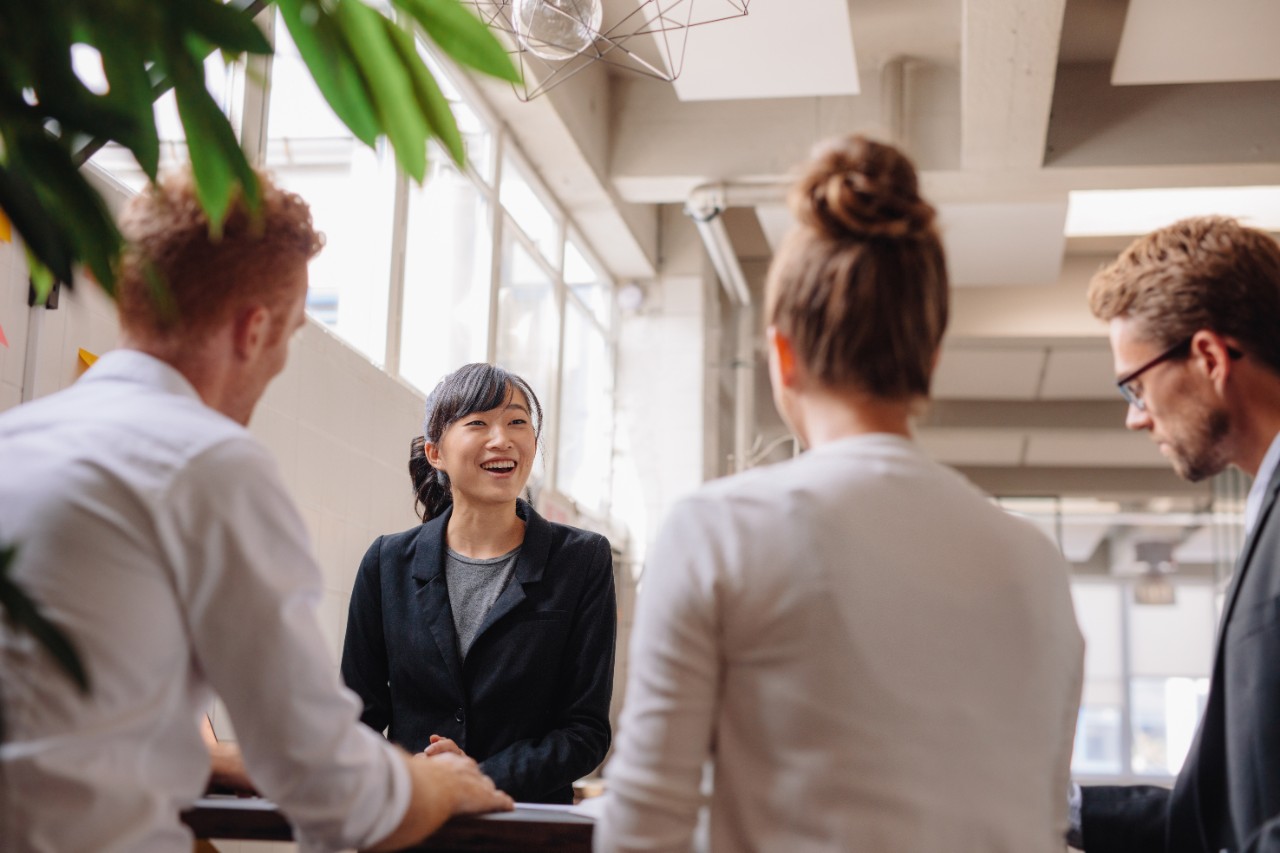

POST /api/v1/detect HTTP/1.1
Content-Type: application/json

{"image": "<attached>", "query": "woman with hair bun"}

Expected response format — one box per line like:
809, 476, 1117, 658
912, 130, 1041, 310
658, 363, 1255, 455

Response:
598, 137, 1083, 851
341, 363, 616, 804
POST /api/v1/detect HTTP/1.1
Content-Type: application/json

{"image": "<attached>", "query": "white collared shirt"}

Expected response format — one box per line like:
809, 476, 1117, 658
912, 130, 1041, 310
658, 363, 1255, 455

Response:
1245, 430, 1280, 535
0, 351, 408, 853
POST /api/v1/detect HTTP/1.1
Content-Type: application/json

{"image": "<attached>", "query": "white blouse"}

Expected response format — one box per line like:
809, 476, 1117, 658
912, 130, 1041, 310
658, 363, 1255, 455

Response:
599, 434, 1083, 853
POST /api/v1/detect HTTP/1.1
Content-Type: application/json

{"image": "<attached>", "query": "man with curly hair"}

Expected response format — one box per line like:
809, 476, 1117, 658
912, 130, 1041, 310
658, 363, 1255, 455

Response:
0, 169, 511, 852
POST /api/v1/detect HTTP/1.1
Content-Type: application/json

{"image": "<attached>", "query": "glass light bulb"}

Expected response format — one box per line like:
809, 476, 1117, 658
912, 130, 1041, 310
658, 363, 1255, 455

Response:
513, 0, 603, 62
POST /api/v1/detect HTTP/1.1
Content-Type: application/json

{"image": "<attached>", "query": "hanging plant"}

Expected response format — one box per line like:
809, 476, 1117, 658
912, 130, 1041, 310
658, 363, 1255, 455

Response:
0, 0, 520, 303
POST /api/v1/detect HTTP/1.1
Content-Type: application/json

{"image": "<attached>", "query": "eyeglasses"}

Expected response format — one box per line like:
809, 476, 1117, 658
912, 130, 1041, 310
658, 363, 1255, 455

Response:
1116, 338, 1192, 410
1116, 337, 1244, 410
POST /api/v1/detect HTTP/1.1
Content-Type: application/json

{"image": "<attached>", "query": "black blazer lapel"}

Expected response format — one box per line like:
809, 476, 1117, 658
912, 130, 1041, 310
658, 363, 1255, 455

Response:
470, 500, 553, 646
410, 509, 465, 691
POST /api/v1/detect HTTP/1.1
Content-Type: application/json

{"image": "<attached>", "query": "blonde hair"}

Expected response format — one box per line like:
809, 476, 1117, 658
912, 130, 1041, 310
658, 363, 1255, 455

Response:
1088, 216, 1280, 373
765, 135, 948, 399
116, 168, 324, 343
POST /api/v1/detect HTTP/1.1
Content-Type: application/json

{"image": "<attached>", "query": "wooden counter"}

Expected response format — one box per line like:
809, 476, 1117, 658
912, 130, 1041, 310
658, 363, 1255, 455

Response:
182, 796, 594, 851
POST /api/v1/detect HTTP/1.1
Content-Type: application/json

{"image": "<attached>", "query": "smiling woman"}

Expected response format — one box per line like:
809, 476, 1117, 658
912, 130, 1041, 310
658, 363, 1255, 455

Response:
340, 363, 617, 804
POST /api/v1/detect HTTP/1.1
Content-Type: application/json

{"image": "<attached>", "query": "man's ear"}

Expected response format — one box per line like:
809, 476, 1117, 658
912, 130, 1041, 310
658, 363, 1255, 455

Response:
1191, 329, 1238, 393
232, 305, 271, 360
768, 326, 800, 389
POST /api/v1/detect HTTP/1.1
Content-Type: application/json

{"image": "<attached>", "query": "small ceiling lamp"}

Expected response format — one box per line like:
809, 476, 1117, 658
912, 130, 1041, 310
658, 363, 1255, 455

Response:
467, 0, 751, 101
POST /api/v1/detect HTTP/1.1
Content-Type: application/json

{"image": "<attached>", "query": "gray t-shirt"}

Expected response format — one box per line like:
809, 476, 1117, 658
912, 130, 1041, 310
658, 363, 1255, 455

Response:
445, 545, 521, 658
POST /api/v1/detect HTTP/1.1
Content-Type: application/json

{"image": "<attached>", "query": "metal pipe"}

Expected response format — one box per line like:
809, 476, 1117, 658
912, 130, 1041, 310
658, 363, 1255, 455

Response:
685, 183, 774, 472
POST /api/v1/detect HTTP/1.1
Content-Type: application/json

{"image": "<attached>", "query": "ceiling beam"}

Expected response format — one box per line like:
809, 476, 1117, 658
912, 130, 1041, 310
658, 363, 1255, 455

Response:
960, 0, 1068, 171
958, 465, 1209, 499
918, 400, 1127, 430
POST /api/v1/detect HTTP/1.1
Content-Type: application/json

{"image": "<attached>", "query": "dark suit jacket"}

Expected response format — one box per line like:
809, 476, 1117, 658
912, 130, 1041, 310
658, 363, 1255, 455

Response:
340, 499, 616, 804
1082, 459, 1280, 852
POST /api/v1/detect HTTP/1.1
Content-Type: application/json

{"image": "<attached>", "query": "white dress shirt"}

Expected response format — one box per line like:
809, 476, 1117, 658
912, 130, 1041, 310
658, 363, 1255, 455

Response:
1246, 430, 1280, 535
599, 434, 1084, 853
0, 351, 408, 853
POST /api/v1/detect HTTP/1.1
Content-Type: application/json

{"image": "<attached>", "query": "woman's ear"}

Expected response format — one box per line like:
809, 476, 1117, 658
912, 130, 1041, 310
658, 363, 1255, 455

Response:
424, 439, 443, 470
768, 326, 800, 389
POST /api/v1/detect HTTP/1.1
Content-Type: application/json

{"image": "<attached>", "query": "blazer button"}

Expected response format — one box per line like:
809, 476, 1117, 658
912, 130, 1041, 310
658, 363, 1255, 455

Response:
454, 708, 465, 724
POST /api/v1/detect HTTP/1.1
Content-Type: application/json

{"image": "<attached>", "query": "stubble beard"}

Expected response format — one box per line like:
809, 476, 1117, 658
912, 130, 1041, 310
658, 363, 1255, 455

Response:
1168, 403, 1232, 483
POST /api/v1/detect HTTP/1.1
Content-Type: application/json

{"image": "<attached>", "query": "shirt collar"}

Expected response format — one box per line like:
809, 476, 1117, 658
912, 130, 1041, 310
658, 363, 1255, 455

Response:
80, 349, 204, 403
1245, 429, 1280, 535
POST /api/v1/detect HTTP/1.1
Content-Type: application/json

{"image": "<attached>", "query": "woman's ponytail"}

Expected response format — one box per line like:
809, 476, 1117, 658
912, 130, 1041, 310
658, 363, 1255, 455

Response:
409, 435, 452, 521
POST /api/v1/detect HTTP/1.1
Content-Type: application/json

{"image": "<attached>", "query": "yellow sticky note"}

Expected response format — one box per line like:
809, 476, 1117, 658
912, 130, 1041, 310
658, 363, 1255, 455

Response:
78, 348, 98, 368
0, 208, 11, 243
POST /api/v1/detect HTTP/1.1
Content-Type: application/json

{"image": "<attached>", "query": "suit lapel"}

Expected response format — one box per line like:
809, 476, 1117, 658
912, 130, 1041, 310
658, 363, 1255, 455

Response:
410, 509, 464, 691
469, 500, 552, 650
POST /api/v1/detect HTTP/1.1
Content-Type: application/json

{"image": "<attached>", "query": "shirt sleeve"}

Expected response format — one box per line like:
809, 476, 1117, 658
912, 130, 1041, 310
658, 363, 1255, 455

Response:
597, 498, 723, 853
162, 437, 410, 851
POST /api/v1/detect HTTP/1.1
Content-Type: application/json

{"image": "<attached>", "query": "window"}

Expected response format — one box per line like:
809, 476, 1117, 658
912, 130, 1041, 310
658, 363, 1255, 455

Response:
500, 157, 560, 264
1072, 583, 1125, 776
496, 237, 560, 487
399, 156, 493, 394
86, 52, 237, 190
558, 300, 613, 511
565, 237, 612, 331
265, 11, 397, 365
1070, 579, 1216, 779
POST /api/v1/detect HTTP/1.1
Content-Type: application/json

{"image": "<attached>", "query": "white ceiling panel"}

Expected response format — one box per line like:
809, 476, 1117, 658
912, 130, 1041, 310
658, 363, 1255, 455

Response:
755, 204, 792, 252
916, 430, 1024, 466
1113, 0, 1280, 85
1024, 432, 1167, 467
671, 0, 860, 101
932, 347, 1046, 399
1039, 347, 1119, 400
937, 202, 1068, 286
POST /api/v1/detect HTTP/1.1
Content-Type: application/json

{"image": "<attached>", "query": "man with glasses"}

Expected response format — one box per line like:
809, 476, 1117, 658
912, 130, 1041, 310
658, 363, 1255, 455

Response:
1069, 217, 1280, 852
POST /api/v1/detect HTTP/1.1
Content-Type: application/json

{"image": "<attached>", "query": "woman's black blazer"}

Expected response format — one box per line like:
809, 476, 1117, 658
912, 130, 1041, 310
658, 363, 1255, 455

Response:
340, 499, 616, 804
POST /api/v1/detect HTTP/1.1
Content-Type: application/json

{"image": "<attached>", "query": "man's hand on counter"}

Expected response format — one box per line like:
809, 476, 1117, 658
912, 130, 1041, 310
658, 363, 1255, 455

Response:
367, 750, 514, 852
201, 715, 256, 796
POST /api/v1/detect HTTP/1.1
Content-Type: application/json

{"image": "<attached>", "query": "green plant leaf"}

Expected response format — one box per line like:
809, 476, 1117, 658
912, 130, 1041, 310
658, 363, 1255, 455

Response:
394, 0, 520, 83
0, 163, 76, 286
276, 0, 380, 147
0, 546, 90, 696
333, 0, 429, 181
168, 0, 273, 55
165, 38, 260, 237
382, 15, 464, 167
92, 22, 161, 179
12, 129, 121, 292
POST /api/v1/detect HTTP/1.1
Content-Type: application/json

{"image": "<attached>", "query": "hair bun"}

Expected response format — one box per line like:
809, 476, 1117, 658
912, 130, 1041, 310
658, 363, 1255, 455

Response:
790, 135, 936, 242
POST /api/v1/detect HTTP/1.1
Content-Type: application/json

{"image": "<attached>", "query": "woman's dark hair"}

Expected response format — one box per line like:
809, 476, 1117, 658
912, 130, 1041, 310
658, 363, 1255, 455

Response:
409, 363, 543, 521
765, 134, 948, 399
